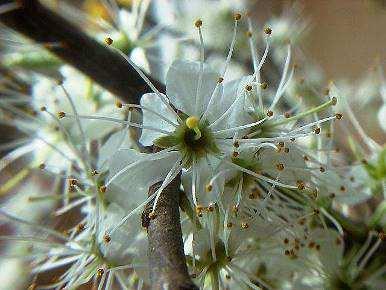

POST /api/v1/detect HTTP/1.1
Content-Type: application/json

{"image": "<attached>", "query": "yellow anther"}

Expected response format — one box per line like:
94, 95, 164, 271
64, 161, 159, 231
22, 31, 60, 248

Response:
185, 116, 201, 140
186, 116, 199, 129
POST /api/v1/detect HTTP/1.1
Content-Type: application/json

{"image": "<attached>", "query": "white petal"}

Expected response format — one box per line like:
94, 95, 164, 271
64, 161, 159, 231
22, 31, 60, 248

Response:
139, 93, 177, 146
107, 149, 180, 209
98, 129, 133, 170
166, 60, 219, 116
208, 76, 254, 137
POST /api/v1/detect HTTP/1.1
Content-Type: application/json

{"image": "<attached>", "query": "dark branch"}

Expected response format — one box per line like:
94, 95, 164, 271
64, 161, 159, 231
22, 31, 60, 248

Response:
0, 0, 164, 103
144, 175, 198, 290
1, 1, 196, 288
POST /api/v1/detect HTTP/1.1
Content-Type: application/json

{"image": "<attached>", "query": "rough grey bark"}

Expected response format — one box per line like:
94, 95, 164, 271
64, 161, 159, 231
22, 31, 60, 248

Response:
143, 175, 198, 290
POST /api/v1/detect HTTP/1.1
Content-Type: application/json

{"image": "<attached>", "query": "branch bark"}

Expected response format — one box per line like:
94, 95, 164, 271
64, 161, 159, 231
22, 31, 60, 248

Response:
143, 175, 198, 290
0, 1, 196, 288
0, 0, 164, 103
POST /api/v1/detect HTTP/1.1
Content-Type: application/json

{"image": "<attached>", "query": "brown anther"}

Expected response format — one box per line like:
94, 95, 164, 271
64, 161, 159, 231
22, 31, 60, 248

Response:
308, 241, 315, 248
91, 169, 99, 176
284, 250, 290, 256
226, 256, 232, 262
205, 184, 213, 192
232, 204, 239, 213
245, 84, 252, 91
226, 222, 233, 228
241, 222, 249, 229
361, 159, 368, 165
232, 151, 239, 158
264, 27, 272, 35
278, 141, 284, 147
246, 31, 252, 38
76, 223, 85, 233
57, 111, 66, 119
39, 163, 46, 170
297, 180, 305, 190
303, 155, 309, 161
378, 231, 386, 241
331, 97, 337, 105
290, 138, 295, 142
218, 77, 224, 83
284, 147, 290, 153
319, 166, 325, 172
149, 211, 157, 220
225, 274, 231, 280
234, 13, 242, 21
260, 82, 268, 89
97, 268, 104, 277
195, 19, 203, 28
104, 37, 113, 45
284, 238, 289, 244
115, 100, 123, 108
103, 233, 111, 243
208, 203, 215, 212
276, 163, 285, 171
284, 112, 291, 118
40, 106, 47, 112
313, 209, 320, 215
99, 185, 107, 193
350, 176, 355, 182
329, 192, 336, 199
195, 205, 204, 215
68, 179, 77, 186
315, 244, 321, 251
233, 141, 239, 148
266, 110, 273, 117
340, 185, 346, 192
336, 237, 342, 245
335, 113, 343, 120
299, 218, 306, 225
314, 127, 321, 134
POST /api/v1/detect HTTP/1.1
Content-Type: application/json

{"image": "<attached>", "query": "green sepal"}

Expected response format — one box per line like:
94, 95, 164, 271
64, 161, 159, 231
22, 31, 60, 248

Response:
153, 135, 178, 149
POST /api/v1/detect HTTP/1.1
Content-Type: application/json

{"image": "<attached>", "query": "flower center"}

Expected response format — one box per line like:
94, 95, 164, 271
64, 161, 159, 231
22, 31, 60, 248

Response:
154, 115, 220, 166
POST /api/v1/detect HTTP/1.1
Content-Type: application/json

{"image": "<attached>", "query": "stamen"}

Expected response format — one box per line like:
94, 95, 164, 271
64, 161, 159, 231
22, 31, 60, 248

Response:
221, 14, 240, 77
213, 117, 267, 136
122, 103, 178, 127
271, 97, 337, 127
194, 19, 205, 115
